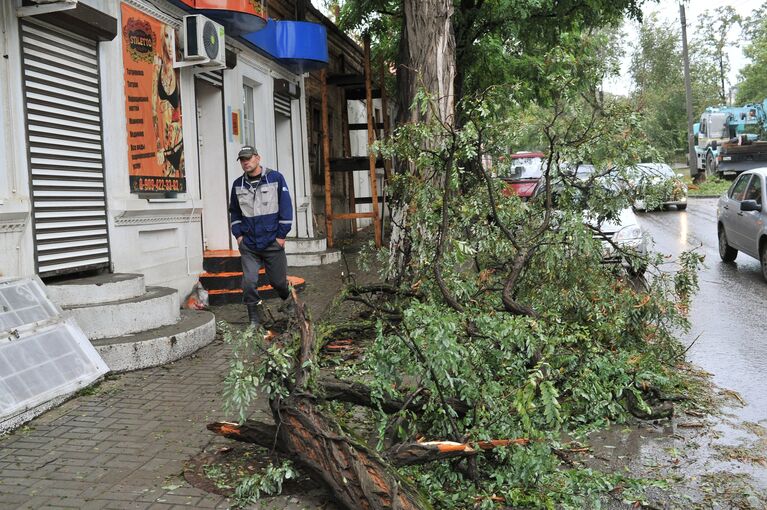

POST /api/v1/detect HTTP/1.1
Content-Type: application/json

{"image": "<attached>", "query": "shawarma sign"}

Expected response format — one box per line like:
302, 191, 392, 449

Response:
121, 3, 186, 193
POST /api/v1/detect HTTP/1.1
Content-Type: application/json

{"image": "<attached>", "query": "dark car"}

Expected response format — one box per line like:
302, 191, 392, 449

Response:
498, 151, 545, 199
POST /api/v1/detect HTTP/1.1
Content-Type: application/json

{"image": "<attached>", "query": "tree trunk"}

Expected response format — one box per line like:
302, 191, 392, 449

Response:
396, 0, 455, 125
270, 396, 431, 510
390, 0, 456, 281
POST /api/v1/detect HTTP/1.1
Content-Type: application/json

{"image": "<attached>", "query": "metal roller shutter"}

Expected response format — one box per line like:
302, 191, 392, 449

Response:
20, 20, 110, 277
196, 69, 223, 88
274, 92, 292, 118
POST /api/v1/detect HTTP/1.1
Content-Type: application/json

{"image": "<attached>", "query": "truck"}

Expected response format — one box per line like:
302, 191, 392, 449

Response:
693, 100, 767, 178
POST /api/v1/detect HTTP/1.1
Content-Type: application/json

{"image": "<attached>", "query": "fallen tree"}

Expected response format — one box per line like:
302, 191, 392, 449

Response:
211, 82, 706, 508
210, 292, 536, 508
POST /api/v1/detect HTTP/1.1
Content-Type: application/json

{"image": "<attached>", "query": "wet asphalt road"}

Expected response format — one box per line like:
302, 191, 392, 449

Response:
637, 197, 767, 423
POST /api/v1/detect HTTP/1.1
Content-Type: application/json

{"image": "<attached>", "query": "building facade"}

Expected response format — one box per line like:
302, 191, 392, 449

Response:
0, 0, 329, 299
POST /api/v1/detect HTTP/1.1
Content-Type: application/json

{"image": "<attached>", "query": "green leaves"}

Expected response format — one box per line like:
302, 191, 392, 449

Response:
233, 459, 299, 507
220, 323, 295, 423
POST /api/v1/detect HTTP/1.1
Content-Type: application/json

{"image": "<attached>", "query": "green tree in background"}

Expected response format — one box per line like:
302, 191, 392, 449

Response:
629, 14, 719, 162
336, 0, 646, 118
737, 3, 767, 104
693, 6, 741, 104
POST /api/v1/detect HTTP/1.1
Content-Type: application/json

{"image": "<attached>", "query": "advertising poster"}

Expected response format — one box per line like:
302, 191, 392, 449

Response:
121, 3, 186, 193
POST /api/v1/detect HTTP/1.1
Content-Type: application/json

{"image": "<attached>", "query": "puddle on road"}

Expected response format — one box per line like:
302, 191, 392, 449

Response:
584, 389, 767, 509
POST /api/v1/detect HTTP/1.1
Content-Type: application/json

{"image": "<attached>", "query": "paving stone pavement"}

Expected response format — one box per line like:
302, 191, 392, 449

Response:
0, 253, 371, 510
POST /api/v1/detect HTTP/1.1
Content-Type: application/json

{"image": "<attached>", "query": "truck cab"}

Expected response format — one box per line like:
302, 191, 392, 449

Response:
694, 103, 767, 178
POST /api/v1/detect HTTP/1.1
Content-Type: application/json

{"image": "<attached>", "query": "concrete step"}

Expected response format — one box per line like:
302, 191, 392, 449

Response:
64, 286, 180, 340
285, 237, 341, 267
46, 273, 145, 307
199, 269, 268, 291
203, 250, 241, 273
287, 250, 341, 267
205, 242, 341, 271
92, 309, 216, 372
285, 237, 328, 254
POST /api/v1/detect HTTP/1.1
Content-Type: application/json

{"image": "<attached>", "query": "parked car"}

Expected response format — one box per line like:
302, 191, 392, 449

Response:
534, 167, 648, 275
717, 168, 767, 280
498, 151, 545, 199
588, 207, 648, 276
627, 163, 688, 211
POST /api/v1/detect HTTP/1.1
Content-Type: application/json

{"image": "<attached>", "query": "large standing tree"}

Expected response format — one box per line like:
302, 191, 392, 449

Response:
694, 6, 741, 104
338, 0, 648, 119
737, 2, 767, 104
630, 14, 720, 161
398, 0, 455, 124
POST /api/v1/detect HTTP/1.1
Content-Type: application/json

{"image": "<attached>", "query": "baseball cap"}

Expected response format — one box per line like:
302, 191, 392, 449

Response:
237, 146, 258, 160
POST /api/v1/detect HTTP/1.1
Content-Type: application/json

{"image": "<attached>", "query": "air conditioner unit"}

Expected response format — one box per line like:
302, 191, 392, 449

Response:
181, 14, 225, 67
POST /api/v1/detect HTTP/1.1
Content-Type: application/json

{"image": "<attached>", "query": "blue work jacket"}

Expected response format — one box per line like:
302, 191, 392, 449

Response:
229, 167, 293, 250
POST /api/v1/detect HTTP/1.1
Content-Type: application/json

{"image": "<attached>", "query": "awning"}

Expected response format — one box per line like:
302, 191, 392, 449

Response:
168, 0, 267, 36
243, 19, 329, 73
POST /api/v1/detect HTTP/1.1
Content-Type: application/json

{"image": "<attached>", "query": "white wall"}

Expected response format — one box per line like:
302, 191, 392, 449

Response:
99, 0, 203, 296
0, 0, 36, 279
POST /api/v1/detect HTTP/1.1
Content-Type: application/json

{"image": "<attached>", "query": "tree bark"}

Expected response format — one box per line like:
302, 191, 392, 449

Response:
396, 0, 455, 126
317, 375, 470, 416
389, 0, 457, 282
209, 421, 528, 469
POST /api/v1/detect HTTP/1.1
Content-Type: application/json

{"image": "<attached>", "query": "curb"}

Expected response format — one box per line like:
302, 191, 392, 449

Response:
688, 194, 721, 199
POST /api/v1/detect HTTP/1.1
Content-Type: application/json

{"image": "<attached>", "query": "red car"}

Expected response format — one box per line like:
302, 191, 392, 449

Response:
498, 152, 546, 199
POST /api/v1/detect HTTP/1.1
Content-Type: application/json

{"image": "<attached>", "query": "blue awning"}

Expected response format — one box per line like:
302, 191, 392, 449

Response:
242, 20, 329, 73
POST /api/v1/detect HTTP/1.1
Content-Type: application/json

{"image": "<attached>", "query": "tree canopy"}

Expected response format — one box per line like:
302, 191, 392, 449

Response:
334, 0, 649, 109
629, 13, 720, 161
737, 3, 767, 104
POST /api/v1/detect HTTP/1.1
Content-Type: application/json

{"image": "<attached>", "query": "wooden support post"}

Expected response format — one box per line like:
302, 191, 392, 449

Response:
364, 33, 382, 248
321, 69, 334, 248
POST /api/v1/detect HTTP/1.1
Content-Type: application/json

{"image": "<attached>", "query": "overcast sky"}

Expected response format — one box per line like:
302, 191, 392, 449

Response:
603, 0, 764, 96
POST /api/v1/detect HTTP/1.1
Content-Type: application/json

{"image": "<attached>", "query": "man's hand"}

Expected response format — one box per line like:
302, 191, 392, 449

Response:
276, 238, 286, 247
237, 236, 243, 244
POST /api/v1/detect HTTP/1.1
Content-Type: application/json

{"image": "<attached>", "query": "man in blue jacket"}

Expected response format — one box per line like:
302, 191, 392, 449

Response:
229, 145, 293, 328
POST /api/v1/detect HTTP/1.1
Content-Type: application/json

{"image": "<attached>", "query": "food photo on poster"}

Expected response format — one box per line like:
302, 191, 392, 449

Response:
121, 3, 186, 194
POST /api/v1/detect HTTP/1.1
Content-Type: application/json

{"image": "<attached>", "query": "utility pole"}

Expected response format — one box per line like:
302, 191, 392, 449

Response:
680, 3, 699, 181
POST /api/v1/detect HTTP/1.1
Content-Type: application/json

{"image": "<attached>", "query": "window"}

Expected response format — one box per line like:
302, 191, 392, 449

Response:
729, 174, 751, 201
745, 175, 763, 204
242, 84, 256, 147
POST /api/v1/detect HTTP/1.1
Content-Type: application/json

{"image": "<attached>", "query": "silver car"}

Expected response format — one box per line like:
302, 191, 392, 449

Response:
717, 168, 767, 280
629, 163, 688, 211
589, 207, 648, 276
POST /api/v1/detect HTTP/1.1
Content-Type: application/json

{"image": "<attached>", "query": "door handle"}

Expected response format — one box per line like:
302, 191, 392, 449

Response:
723, 205, 729, 209
737, 212, 744, 216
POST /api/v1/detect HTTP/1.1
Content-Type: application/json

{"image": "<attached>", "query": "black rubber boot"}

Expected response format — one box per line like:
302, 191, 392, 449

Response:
246, 301, 263, 329
279, 297, 296, 317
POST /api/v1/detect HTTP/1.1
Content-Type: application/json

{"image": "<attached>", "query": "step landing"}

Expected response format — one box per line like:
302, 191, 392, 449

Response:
46, 273, 145, 307
287, 250, 341, 267
92, 309, 215, 372
64, 286, 179, 340
207, 275, 306, 305
285, 237, 341, 266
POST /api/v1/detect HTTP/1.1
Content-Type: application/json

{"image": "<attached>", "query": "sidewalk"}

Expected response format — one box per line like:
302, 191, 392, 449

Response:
0, 244, 368, 509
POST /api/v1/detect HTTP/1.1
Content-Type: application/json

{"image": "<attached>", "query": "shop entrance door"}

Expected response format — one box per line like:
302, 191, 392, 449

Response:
194, 75, 229, 250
